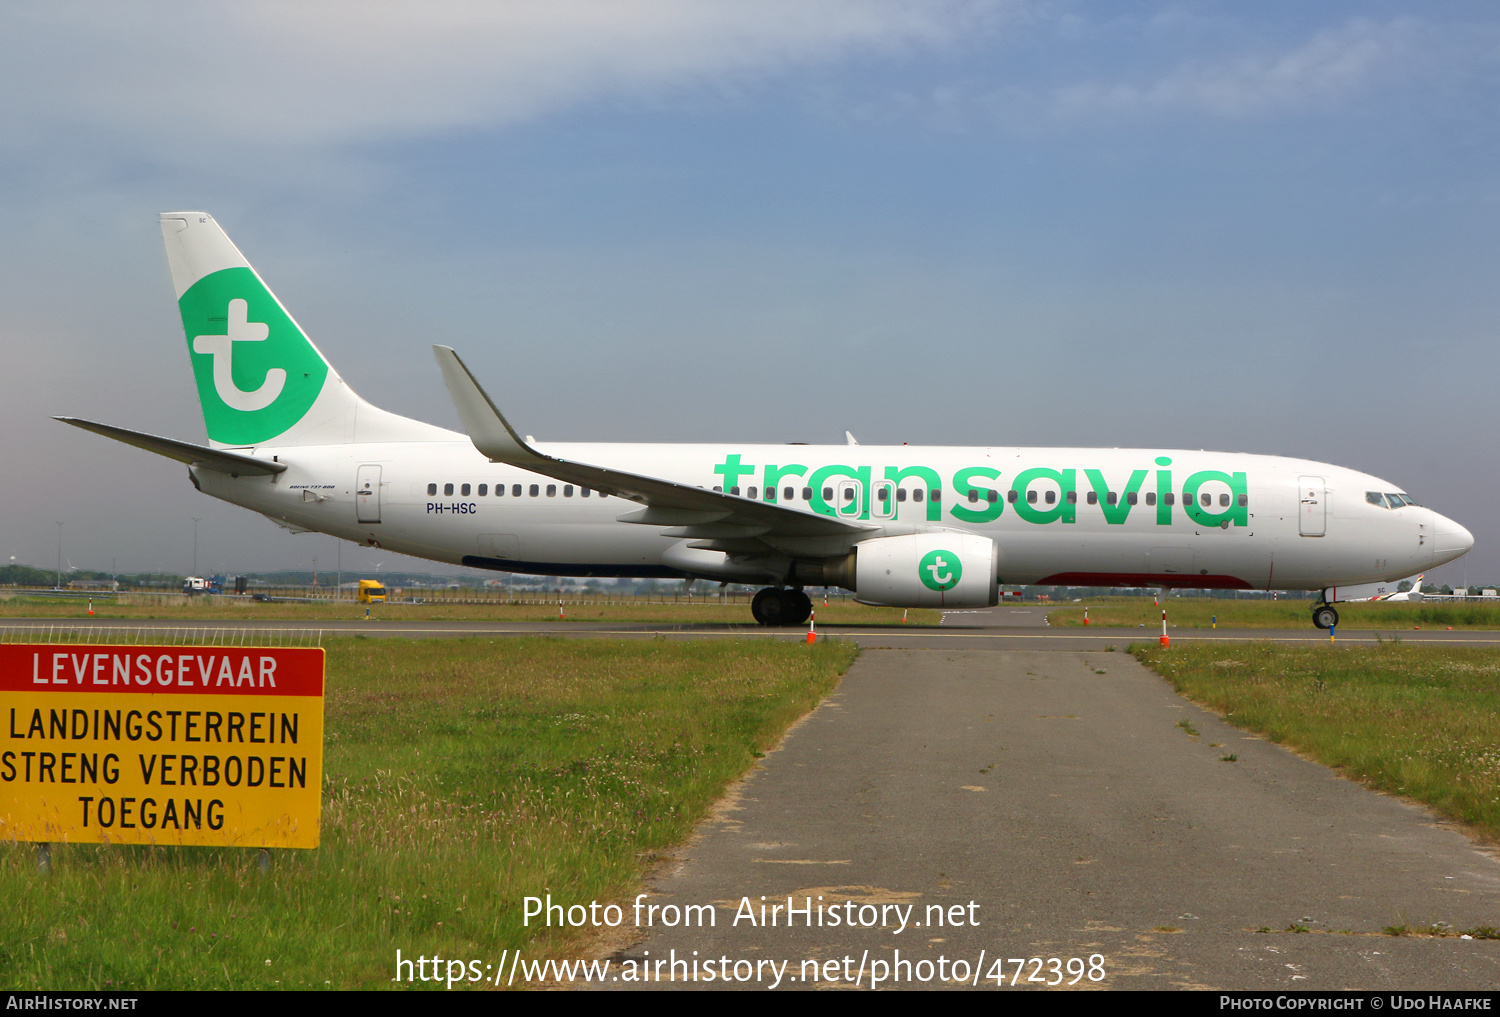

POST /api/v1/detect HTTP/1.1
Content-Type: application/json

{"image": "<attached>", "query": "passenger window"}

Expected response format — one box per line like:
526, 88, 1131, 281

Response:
478, 484, 487, 496
529, 484, 539, 497
880, 487, 892, 502
496, 484, 505, 496
1066, 491, 1077, 504
427, 483, 437, 496
461, 483, 471, 496
766, 487, 776, 502
1237, 494, 1247, 507
967, 490, 978, 503
1145, 492, 1156, 506
1201, 493, 1211, 507
1217, 493, 1227, 507
802, 487, 812, 501
1165, 492, 1175, 506
581, 487, 591, 498
513, 484, 523, 497
930, 489, 941, 502
986, 490, 998, 504
1086, 491, 1098, 505
732, 486, 741, 496
1008, 490, 1019, 504
444, 483, 454, 496
897, 489, 908, 503
1044, 490, 1055, 504
1106, 492, 1117, 506
785, 487, 795, 501
1126, 492, 1137, 506
748, 486, 758, 500
843, 487, 857, 503
714, 485, 722, 492
1027, 490, 1037, 504
913, 489, 924, 503
547, 485, 557, 497
564, 485, 573, 497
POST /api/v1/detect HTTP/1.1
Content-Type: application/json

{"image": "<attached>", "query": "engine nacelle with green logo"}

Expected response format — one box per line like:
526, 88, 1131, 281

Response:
852, 533, 999, 609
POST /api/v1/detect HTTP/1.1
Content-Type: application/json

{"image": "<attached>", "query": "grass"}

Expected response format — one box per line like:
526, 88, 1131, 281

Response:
1050, 598, 1500, 630
0, 636, 858, 989
1134, 641, 1500, 840
0, 594, 939, 627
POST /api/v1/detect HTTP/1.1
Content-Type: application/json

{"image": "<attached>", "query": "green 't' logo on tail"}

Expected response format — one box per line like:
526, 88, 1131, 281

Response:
180, 267, 328, 445
919, 549, 962, 592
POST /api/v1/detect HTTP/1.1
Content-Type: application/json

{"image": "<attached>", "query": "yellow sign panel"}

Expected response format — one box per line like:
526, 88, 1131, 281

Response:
0, 645, 324, 848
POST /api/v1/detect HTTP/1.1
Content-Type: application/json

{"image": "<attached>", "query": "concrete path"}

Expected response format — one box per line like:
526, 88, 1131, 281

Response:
617, 649, 1500, 990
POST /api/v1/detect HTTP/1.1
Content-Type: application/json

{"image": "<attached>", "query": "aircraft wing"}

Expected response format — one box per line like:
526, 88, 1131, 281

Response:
54, 417, 287, 476
433, 346, 874, 543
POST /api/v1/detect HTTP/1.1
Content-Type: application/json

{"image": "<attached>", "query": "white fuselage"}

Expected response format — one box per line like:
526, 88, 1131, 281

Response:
190, 438, 1471, 593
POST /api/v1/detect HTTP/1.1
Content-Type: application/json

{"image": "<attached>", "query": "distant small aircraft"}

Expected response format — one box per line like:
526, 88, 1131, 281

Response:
1350, 573, 1426, 602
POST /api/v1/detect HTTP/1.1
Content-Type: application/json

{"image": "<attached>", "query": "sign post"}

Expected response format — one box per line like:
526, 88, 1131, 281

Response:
1, 644, 323, 849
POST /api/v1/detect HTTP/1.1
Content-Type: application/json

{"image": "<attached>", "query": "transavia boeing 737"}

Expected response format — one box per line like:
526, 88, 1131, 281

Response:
58, 213, 1474, 629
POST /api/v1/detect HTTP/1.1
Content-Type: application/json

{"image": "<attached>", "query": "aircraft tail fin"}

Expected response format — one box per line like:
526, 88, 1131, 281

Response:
161, 212, 452, 448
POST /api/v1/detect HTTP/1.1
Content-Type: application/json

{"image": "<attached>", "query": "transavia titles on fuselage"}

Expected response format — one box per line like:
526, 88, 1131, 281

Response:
57, 213, 1473, 629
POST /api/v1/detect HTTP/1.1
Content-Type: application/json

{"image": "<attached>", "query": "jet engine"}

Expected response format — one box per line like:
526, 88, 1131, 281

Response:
841, 532, 999, 608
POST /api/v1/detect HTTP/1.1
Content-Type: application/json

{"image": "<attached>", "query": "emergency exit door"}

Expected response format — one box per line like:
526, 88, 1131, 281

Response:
356, 465, 382, 524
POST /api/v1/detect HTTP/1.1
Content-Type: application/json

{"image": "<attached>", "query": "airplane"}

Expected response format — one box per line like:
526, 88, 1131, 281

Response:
1355, 572, 1426, 602
56, 213, 1475, 630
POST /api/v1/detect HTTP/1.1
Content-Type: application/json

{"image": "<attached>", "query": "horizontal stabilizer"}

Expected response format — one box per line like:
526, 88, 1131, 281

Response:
54, 417, 287, 476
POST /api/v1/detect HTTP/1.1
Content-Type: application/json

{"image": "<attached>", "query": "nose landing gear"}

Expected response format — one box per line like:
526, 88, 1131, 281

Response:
751, 587, 814, 626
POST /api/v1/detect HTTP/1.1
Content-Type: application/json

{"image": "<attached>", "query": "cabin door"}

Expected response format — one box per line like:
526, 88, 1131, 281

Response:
1298, 475, 1325, 537
357, 465, 382, 524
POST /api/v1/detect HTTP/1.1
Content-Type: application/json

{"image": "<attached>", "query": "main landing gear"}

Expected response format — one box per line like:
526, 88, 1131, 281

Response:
751, 587, 814, 626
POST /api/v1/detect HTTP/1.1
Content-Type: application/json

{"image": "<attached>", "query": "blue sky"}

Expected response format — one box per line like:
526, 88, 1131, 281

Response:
2, 1, 1498, 587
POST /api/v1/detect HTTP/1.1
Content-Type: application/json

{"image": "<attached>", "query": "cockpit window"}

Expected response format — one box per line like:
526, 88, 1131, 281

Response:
1368, 491, 1420, 509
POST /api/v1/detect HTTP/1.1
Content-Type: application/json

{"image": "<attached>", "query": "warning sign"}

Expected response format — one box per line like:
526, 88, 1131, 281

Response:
0, 644, 323, 848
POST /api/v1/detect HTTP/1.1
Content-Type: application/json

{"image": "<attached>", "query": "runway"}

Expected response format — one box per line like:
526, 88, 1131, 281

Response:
9, 605, 1500, 652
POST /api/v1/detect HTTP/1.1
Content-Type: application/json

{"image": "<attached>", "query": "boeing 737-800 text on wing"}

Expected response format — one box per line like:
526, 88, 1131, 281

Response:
57, 213, 1474, 628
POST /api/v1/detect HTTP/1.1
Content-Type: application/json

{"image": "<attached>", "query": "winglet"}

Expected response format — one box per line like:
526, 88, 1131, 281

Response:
432, 346, 540, 465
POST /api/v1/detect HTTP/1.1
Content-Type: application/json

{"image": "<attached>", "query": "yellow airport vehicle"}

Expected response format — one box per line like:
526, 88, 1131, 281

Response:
357, 580, 386, 604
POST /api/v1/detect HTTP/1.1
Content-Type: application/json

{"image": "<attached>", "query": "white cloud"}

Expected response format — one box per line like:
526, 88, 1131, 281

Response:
1048, 18, 1421, 120
0, 0, 1005, 157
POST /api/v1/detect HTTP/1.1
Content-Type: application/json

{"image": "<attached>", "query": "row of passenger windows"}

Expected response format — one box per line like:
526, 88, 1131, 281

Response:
718, 486, 950, 503
426, 479, 1246, 509
718, 485, 1245, 508
427, 483, 593, 498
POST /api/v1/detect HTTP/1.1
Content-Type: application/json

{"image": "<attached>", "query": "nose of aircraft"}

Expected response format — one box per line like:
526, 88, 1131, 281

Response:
1431, 511, 1475, 566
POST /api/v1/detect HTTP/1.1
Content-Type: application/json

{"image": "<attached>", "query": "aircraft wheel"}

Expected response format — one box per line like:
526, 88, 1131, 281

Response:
786, 589, 813, 625
751, 587, 794, 626
1311, 605, 1339, 630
